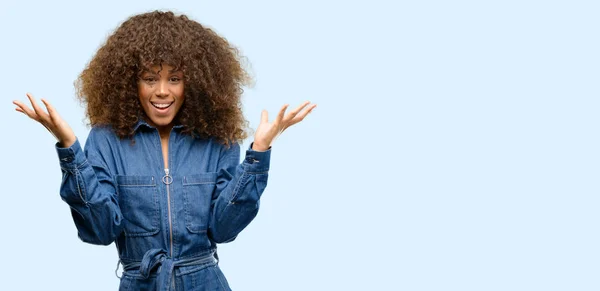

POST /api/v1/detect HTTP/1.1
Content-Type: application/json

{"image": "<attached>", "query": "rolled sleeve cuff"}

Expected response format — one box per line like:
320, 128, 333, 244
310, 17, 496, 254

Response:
56, 139, 86, 170
242, 143, 271, 173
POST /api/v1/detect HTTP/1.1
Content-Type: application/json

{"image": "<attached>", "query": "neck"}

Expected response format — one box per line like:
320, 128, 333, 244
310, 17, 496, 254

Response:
158, 126, 172, 140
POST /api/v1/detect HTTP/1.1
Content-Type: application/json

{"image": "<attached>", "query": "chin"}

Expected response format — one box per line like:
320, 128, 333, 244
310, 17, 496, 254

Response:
148, 116, 175, 127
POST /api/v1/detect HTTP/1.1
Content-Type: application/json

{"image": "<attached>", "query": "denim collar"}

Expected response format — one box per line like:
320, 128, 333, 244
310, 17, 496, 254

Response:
133, 118, 185, 132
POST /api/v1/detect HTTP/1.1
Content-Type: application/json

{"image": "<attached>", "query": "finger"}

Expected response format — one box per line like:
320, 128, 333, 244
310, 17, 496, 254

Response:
300, 103, 317, 117
286, 104, 317, 128
285, 101, 311, 120
274, 104, 289, 125
41, 98, 58, 122
27, 93, 50, 122
13, 100, 37, 119
260, 110, 268, 124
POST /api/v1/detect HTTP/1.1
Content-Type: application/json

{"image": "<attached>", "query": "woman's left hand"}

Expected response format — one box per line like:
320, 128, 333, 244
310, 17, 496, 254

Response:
252, 101, 317, 151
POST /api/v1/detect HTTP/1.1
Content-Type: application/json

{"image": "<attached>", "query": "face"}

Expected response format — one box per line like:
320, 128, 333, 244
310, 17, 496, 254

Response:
137, 64, 185, 131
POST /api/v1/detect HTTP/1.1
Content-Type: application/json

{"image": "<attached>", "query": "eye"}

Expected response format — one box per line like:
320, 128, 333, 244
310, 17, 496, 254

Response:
143, 77, 157, 83
169, 76, 181, 82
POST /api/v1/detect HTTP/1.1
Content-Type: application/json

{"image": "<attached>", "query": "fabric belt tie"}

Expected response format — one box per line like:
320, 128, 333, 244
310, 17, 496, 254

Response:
121, 248, 217, 291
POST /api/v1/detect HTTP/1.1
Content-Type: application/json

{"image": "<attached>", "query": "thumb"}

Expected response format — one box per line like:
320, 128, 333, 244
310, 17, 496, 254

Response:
260, 110, 268, 123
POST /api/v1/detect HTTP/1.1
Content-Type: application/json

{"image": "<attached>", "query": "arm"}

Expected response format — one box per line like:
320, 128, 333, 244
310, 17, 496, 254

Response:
208, 101, 316, 243
57, 129, 124, 245
13, 93, 123, 246
208, 143, 271, 243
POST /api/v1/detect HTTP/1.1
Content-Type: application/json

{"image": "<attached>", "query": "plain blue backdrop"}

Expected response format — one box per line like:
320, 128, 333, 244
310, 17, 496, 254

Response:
2, 0, 599, 290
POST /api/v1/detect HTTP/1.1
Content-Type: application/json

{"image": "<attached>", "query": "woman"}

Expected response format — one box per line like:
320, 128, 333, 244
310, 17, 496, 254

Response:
13, 10, 315, 291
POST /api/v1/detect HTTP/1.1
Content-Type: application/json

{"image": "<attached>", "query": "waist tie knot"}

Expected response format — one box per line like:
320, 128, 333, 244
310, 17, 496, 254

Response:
121, 248, 217, 291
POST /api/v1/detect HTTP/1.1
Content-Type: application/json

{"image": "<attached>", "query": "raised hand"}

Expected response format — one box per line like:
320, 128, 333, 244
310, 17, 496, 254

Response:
252, 101, 317, 151
13, 93, 76, 148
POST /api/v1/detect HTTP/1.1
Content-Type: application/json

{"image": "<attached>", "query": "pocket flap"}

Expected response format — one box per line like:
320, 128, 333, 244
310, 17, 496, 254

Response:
116, 175, 156, 187
183, 172, 218, 185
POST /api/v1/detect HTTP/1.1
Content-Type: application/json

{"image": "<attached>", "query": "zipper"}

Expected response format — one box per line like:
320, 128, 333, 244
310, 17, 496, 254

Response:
163, 168, 174, 258
158, 129, 176, 289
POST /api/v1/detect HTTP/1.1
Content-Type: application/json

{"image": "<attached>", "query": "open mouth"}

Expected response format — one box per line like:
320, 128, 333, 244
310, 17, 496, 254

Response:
151, 102, 174, 110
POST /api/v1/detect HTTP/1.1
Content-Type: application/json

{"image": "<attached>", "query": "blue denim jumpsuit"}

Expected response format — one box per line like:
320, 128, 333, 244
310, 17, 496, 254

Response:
55, 120, 271, 290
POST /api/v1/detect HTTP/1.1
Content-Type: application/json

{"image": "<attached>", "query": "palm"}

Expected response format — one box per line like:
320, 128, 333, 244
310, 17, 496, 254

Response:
253, 101, 317, 151
13, 93, 76, 147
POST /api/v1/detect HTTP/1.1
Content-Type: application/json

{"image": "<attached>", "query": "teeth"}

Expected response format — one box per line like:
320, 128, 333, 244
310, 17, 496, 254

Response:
152, 102, 172, 109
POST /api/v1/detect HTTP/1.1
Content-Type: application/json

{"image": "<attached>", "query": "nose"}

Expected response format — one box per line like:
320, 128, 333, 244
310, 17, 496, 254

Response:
156, 80, 169, 98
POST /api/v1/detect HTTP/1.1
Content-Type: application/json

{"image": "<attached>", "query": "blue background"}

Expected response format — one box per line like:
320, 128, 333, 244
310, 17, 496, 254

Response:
1, 0, 599, 290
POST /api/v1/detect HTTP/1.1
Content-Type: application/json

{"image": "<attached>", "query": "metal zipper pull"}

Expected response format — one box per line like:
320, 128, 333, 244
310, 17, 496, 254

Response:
162, 168, 173, 185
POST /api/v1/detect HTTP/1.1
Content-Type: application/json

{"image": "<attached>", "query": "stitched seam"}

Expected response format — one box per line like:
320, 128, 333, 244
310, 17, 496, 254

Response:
76, 159, 89, 170
212, 266, 228, 290
214, 173, 247, 233
121, 272, 158, 279
152, 181, 160, 236
229, 172, 248, 203
244, 171, 269, 174
183, 183, 213, 232
60, 160, 89, 172
192, 270, 197, 288
176, 249, 216, 260
120, 182, 159, 237
182, 182, 216, 185
122, 275, 131, 291
75, 170, 88, 205
122, 228, 160, 237
80, 170, 89, 205
60, 166, 77, 174
177, 261, 217, 276
183, 186, 191, 230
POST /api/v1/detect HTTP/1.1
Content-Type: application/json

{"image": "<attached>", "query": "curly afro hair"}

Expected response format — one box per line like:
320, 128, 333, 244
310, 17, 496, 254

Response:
76, 10, 251, 144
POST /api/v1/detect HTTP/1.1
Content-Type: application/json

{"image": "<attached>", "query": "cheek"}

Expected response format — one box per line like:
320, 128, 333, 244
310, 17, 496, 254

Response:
174, 85, 185, 101
176, 85, 185, 97
137, 84, 151, 100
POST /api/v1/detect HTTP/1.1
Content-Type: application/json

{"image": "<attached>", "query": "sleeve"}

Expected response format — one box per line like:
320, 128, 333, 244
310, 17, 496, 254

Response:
208, 142, 271, 243
56, 128, 124, 245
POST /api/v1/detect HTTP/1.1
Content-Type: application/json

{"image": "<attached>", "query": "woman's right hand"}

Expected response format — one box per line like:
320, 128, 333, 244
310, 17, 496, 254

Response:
13, 93, 76, 148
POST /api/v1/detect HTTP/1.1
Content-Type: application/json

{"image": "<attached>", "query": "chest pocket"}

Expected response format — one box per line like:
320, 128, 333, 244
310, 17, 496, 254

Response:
116, 175, 160, 237
183, 172, 218, 233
